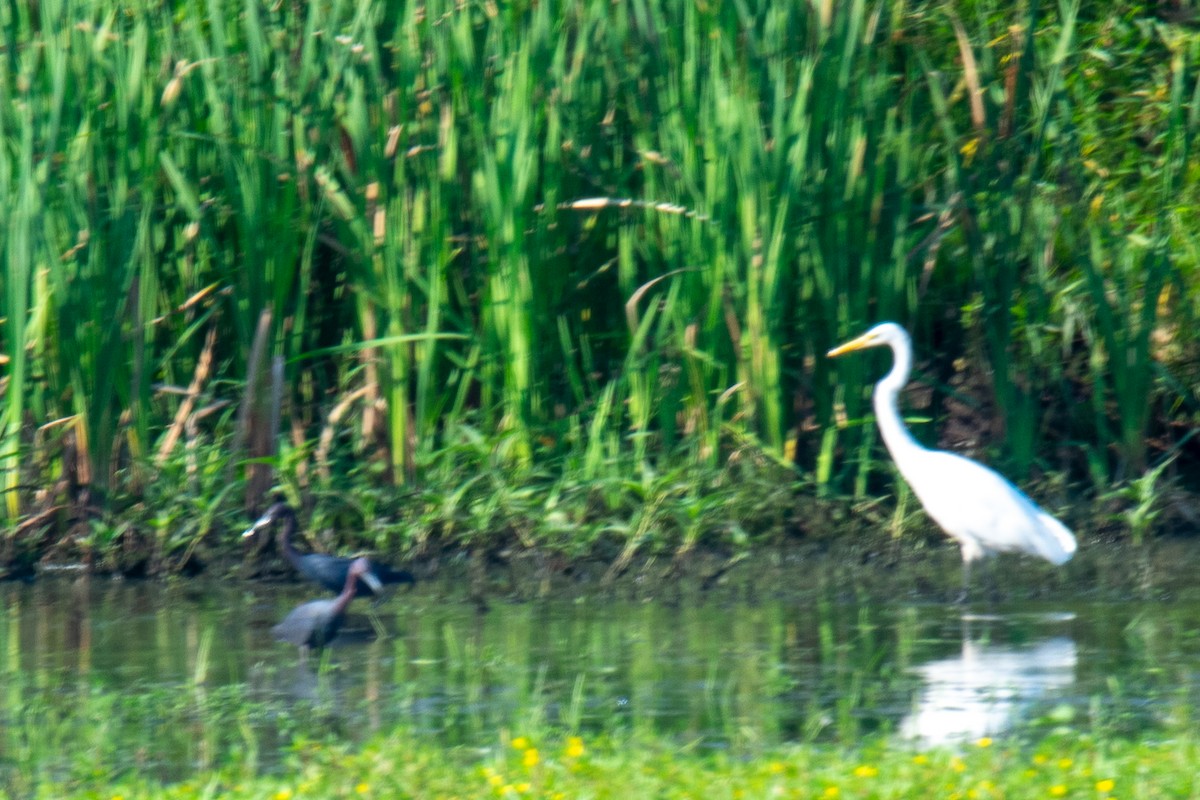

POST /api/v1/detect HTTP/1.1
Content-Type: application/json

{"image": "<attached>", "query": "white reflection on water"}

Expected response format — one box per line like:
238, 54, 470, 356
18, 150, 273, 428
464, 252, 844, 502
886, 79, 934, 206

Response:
900, 622, 1077, 748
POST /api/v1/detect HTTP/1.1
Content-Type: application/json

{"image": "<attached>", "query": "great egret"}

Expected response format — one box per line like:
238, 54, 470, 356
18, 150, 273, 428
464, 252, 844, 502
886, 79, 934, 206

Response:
271, 557, 378, 652
243, 500, 414, 597
827, 322, 1076, 597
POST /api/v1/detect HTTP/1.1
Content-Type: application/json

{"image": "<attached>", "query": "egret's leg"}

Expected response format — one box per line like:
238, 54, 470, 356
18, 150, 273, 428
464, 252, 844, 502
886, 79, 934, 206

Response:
955, 541, 986, 604
983, 558, 1000, 605
955, 558, 972, 604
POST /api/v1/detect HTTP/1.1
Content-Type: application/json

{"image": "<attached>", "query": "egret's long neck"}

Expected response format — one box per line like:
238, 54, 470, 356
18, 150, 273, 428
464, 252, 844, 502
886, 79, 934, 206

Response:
873, 335, 927, 463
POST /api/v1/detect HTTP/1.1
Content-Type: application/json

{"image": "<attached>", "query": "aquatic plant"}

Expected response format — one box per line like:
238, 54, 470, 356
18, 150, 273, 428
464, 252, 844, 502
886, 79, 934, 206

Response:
0, 0, 1196, 569
27, 725, 1200, 800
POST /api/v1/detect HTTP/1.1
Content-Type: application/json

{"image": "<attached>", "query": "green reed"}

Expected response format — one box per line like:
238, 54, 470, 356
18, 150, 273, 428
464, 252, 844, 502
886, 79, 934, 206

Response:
914, 0, 1079, 478
0, 0, 1196, 553
1074, 19, 1195, 480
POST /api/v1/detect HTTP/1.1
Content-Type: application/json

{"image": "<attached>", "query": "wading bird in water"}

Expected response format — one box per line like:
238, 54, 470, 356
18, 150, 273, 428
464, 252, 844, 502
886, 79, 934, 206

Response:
271, 557, 379, 652
827, 322, 1076, 599
243, 500, 414, 598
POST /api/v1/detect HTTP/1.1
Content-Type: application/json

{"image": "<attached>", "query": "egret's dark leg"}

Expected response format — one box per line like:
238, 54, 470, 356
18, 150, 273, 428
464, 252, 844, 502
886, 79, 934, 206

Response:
983, 558, 1001, 605
955, 557, 972, 604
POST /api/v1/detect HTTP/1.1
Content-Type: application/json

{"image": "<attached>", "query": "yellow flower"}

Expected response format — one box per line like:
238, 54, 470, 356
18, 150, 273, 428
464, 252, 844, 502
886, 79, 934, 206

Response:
976, 737, 993, 748
967, 780, 995, 799
912, 754, 929, 765
1096, 779, 1115, 793
487, 773, 504, 787
511, 737, 529, 750
960, 137, 980, 164
565, 736, 585, 758
523, 748, 540, 768
274, 791, 293, 800
1050, 785, 1068, 797
1033, 754, 1048, 765
356, 784, 369, 795
515, 784, 530, 793
951, 757, 966, 773
853, 764, 878, 778
1059, 758, 1074, 769
822, 788, 840, 798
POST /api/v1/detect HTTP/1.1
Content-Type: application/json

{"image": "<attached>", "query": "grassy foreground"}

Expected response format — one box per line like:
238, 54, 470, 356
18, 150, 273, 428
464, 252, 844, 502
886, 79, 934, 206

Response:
28, 727, 1200, 799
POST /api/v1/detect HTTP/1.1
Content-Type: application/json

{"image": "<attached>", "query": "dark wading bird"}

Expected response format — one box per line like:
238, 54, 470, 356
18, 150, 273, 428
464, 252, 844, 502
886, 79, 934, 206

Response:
242, 500, 414, 598
271, 556, 380, 651
827, 322, 1077, 600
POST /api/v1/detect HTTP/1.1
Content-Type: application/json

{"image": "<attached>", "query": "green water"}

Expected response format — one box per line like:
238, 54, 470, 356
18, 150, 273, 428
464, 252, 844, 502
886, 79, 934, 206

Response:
0, 572, 1195, 784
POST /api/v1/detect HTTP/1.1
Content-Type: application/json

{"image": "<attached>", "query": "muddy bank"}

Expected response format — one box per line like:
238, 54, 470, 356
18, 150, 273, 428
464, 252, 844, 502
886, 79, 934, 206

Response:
440, 534, 1198, 605
226, 527, 1200, 609
8, 499, 1195, 605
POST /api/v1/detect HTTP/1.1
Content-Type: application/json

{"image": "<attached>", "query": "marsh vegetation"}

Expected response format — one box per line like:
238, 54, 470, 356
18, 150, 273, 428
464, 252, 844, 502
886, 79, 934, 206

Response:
2, 0, 1200, 795
0, 0, 1196, 575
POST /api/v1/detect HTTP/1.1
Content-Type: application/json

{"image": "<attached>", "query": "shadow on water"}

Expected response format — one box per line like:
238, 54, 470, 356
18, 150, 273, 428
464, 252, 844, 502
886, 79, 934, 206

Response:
2, 570, 1199, 782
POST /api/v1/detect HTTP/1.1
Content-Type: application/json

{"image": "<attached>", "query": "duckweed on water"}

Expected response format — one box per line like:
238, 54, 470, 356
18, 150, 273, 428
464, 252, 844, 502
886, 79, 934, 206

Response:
28, 729, 1200, 799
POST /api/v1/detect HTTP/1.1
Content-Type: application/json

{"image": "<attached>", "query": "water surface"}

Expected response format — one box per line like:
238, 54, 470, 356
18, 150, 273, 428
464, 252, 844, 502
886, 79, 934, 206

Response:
1, 572, 1196, 782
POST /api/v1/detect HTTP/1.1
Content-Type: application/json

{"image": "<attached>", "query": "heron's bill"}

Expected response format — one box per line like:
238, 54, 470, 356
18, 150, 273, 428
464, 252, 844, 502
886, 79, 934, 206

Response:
827, 332, 875, 358
361, 571, 384, 594
241, 513, 272, 538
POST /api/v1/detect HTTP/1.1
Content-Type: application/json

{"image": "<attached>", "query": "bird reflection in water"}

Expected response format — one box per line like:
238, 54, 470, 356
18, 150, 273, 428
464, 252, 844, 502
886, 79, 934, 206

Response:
900, 618, 1076, 748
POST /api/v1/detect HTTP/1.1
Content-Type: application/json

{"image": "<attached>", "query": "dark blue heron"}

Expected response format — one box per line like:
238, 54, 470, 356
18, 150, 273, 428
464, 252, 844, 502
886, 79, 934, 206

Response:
271, 556, 379, 651
242, 500, 414, 597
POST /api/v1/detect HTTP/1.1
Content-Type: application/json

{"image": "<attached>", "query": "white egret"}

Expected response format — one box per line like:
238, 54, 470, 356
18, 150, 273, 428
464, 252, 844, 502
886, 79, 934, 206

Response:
827, 322, 1076, 597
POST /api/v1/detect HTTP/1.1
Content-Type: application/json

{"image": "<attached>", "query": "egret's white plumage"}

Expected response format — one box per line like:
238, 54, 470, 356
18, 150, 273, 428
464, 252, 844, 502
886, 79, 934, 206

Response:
827, 323, 1076, 593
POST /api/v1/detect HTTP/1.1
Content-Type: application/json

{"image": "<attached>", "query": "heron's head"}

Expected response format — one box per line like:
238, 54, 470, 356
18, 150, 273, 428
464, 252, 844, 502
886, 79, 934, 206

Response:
242, 499, 292, 538
349, 557, 384, 593
827, 322, 908, 358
